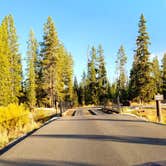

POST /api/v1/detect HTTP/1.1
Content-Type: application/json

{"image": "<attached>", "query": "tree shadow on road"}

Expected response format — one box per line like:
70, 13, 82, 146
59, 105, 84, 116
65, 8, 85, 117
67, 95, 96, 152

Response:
31, 134, 166, 146
58, 118, 147, 123
134, 160, 166, 166
0, 159, 95, 166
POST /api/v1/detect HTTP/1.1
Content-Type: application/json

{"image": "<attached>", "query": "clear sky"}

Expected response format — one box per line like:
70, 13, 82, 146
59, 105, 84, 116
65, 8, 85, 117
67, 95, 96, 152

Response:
0, 0, 166, 82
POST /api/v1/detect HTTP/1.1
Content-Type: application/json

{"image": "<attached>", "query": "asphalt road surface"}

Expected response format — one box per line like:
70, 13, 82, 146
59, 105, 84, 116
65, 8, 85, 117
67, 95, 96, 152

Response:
0, 108, 166, 166
74, 108, 91, 116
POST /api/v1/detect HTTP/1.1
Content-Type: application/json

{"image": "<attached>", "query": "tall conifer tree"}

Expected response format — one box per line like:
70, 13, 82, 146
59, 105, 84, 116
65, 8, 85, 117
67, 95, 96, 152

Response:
41, 16, 59, 107
152, 56, 162, 94
40, 17, 74, 107
87, 46, 98, 104
27, 29, 38, 108
129, 14, 154, 102
162, 53, 166, 98
0, 17, 11, 105
97, 44, 108, 104
115, 45, 127, 102
8, 15, 22, 103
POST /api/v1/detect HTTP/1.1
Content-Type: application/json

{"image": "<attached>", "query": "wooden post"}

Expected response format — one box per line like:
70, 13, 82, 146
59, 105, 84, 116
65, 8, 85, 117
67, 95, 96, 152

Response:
156, 100, 161, 122
117, 96, 121, 113
155, 94, 163, 123
60, 101, 62, 117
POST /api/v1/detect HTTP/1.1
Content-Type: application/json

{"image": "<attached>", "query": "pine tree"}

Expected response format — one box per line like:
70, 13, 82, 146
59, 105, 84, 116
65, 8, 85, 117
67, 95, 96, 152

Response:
0, 17, 11, 105
97, 44, 108, 104
63, 53, 73, 102
8, 15, 22, 103
40, 16, 59, 107
129, 14, 154, 103
81, 71, 86, 105
40, 17, 74, 107
56, 45, 73, 102
162, 53, 166, 98
77, 71, 87, 105
73, 76, 79, 106
110, 82, 117, 101
26, 29, 38, 108
0, 15, 22, 105
116, 45, 127, 90
115, 45, 127, 102
152, 56, 162, 94
87, 46, 98, 105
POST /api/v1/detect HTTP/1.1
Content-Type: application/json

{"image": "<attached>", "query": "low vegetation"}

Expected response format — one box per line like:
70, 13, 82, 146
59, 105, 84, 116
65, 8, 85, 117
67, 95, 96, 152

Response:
0, 104, 57, 149
0, 8, 166, 151
122, 105, 166, 124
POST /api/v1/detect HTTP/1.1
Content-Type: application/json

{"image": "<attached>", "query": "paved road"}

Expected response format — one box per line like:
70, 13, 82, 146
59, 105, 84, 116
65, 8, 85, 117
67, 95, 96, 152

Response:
74, 108, 91, 116
0, 108, 166, 166
90, 108, 106, 115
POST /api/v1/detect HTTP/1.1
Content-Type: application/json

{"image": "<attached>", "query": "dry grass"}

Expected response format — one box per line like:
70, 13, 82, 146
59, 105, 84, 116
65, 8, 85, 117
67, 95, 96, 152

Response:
123, 106, 166, 124
0, 105, 58, 149
33, 108, 57, 122
0, 104, 37, 148
62, 109, 75, 117
130, 101, 156, 106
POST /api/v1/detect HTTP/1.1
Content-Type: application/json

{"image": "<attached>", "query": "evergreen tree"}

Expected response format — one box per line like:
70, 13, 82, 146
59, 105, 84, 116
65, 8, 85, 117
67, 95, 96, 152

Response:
63, 53, 73, 102
53, 44, 65, 102
0, 17, 11, 105
73, 76, 79, 106
81, 71, 86, 105
40, 16, 59, 107
115, 45, 127, 90
8, 15, 22, 103
0, 15, 22, 105
26, 29, 38, 108
115, 45, 127, 102
162, 53, 166, 98
35, 48, 45, 107
40, 17, 74, 107
97, 44, 108, 104
57, 45, 73, 102
78, 71, 87, 105
152, 56, 162, 94
87, 46, 98, 105
129, 14, 154, 102
110, 82, 117, 101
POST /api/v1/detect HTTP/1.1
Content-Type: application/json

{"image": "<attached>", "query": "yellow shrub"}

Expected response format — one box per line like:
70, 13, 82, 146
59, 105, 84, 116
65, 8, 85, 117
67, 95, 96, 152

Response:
0, 104, 36, 148
32, 108, 56, 122
0, 105, 57, 149
33, 109, 47, 121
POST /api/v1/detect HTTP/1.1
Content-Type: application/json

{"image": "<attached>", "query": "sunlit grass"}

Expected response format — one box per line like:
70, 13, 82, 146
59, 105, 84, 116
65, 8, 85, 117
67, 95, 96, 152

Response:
123, 106, 166, 124
0, 105, 58, 149
62, 109, 75, 117
0, 104, 35, 148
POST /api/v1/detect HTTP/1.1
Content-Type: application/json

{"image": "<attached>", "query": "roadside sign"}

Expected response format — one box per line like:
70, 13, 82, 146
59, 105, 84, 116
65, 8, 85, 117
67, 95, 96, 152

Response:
155, 94, 163, 123
155, 94, 163, 101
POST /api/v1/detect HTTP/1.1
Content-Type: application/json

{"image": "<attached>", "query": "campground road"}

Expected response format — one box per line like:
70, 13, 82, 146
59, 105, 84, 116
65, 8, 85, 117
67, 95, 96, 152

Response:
0, 108, 166, 166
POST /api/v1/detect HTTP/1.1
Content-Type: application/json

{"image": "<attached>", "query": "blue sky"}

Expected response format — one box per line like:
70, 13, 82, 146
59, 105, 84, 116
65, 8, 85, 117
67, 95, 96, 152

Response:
0, 0, 166, 82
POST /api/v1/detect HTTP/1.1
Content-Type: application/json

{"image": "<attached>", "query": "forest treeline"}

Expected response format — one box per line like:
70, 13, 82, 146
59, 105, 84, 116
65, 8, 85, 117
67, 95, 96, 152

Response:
0, 14, 166, 109
73, 14, 166, 105
0, 15, 73, 108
